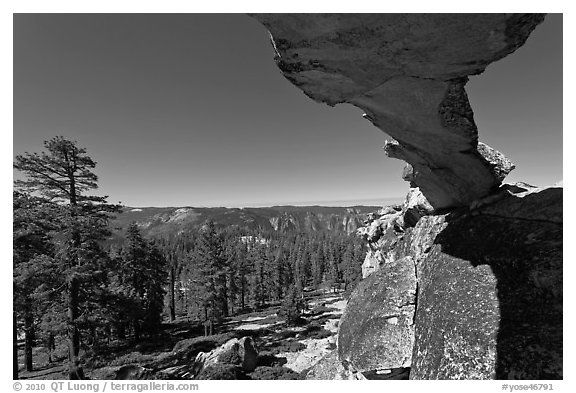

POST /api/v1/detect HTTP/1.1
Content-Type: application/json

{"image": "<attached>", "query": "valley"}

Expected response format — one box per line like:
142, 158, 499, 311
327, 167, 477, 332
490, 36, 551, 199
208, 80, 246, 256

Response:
108, 205, 381, 242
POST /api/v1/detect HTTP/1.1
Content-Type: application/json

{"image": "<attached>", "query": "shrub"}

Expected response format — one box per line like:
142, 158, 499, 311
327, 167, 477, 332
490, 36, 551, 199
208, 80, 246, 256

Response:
309, 305, 336, 316
307, 329, 332, 340
249, 366, 303, 380
195, 364, 245, 380
256, 351, 287, 367
266, 340, 306, 355
109, 352, 156, 367
306, 321, 322, 331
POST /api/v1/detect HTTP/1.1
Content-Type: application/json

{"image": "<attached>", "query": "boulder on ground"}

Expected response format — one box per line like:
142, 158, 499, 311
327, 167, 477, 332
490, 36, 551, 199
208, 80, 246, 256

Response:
114, 365, 149, 380
193, 336, 259, 377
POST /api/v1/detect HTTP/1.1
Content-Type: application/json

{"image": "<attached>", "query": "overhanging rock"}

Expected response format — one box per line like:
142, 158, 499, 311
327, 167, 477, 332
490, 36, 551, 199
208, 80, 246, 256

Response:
253, 14, 543, 209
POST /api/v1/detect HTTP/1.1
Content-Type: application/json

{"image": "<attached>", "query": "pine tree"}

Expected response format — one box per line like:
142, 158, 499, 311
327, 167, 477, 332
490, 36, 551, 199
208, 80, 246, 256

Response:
310, 241, 325, 288
142, 242, 168, 335
296, 237, 312, 291
324, 239, 340, 292
249, 243, 268, 310
234, 240, 251, 311
163, 231, 197, 320
194, 221, 228, 324
167, 249, 178, 322
270, 245, 284, 301
223, 231, 248, 315
279, 285, 305, 326
340, 239, 364, 294
116, 224, 167, 340
119, 223, 148, 341
14, 136, 120, 377
13, 191, 60, 372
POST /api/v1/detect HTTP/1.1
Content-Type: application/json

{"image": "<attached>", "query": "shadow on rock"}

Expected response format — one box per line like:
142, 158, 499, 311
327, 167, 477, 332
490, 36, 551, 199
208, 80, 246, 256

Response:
412, 188, 562, 379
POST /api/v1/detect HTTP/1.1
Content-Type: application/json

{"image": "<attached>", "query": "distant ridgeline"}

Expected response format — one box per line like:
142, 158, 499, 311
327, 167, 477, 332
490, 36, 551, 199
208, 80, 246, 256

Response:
109, 205, 381, 242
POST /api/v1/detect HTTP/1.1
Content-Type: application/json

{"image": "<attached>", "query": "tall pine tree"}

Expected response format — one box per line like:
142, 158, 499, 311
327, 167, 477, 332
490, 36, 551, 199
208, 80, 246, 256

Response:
13, 191, 60, 373
193, 221, 228, 324
115, 224, 167, 341
14, 136, 120, 378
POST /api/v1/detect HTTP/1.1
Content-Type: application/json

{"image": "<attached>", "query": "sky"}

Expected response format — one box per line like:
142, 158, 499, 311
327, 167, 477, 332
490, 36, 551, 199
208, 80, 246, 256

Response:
12, 13, 563, 208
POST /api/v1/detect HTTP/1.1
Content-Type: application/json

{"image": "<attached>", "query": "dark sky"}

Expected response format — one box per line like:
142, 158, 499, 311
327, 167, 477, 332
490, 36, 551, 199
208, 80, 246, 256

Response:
13, 14, 563, 207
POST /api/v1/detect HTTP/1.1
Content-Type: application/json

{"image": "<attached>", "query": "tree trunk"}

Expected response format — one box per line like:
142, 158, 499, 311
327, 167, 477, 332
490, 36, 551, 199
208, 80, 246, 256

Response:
47, 333, 55, 363
117, 324, 126, 340
169, 266, 176, 322
68, 276, 80, 369
67, 268, 85, 380
13, 311, 18, 380
184, 288, 189, 317
89, 325, 97, 348
229, 275, 234, 315
179, 285, 184, 317
133, 322, 140, 342
241, 277, 245, 311
24, 309, 34, 372
222, 275, 228, 317
68, 184, 82, 373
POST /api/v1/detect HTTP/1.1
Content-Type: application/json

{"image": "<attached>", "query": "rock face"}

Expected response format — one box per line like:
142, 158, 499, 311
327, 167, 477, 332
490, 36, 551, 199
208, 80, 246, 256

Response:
338, 256, 416, 373
354, 185, 562, 379
401, 188, 434, 228
410, 186, 562, 379
305, 350, 354, 380
360, 250, 381, 278
357, 188, 434, 278
253, 14, 543, 209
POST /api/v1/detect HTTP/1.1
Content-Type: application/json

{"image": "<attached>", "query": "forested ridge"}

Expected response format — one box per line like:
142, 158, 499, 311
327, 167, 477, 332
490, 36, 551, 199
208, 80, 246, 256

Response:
13, 137, 368, 379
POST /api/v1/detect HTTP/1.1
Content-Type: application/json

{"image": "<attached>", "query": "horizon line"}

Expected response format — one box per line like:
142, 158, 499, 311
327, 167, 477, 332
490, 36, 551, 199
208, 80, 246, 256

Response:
123, 196, 405, 209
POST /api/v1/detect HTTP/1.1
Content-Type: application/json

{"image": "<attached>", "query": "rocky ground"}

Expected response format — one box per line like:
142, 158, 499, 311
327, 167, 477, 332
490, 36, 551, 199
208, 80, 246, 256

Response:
17, 290, 347, 380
